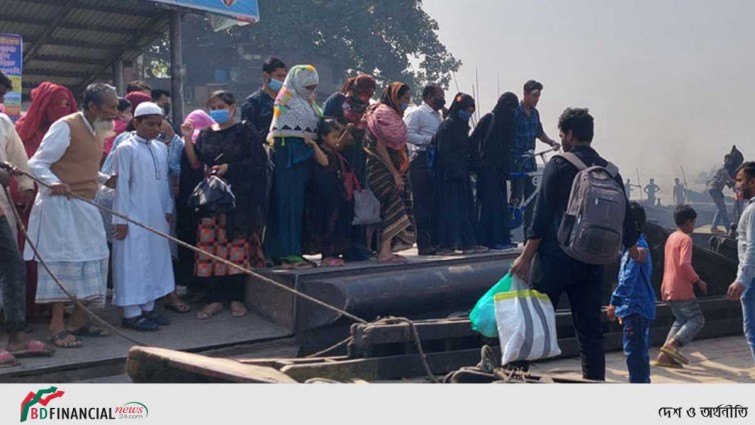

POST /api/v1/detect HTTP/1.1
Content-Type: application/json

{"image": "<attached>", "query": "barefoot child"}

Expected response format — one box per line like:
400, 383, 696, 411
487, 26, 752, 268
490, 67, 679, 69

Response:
656, 204, 707, 367
607, 202, 655, 383
303, 119, 355, 267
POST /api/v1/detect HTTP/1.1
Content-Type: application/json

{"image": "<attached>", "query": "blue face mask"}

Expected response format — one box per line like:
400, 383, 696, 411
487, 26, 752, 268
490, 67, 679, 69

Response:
400, 102, 410, 112
210, 108, 230, 124
269, 78, 284, 92
458, 109, 473, 121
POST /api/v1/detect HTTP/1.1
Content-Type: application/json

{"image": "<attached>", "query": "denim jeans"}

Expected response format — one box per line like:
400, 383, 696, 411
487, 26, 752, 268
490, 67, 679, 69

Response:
710, 189, 730, 230
741, 282, 755, 363
0, 216, 27, 332
666, 299, 705, 346
622, 315, 652, 383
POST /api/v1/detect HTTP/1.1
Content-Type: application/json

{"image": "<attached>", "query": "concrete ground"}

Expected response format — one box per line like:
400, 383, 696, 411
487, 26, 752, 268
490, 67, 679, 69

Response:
531, 336, 755, 383
0, 302, 290, 382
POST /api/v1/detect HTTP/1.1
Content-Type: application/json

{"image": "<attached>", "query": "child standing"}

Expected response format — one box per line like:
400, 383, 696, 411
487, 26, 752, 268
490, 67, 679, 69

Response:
656, 204, 707, 367
303, 119, 355, 267
112, 102, 175, 331
607, 202, 655, 383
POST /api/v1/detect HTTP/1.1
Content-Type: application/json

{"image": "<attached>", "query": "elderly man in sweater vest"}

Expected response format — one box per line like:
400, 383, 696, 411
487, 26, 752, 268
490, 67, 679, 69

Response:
25, 83, 118, 349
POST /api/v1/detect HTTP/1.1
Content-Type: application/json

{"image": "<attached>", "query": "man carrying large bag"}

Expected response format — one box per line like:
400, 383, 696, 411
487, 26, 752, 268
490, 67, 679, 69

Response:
511, 107, 647, 381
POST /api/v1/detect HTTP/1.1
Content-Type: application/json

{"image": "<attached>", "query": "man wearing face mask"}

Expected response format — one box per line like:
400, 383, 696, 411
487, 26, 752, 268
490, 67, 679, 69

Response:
404, 84, 445, 255
241, 57, 288, 141
25, 83, 119, 349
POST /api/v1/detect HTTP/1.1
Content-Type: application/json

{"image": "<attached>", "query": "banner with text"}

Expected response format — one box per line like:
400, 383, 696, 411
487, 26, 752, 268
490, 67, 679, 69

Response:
0, 33, 22, 121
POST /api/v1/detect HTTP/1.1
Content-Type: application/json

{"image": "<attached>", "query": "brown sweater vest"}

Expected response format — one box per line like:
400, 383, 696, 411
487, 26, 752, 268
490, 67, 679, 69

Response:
50, 113, 104, 200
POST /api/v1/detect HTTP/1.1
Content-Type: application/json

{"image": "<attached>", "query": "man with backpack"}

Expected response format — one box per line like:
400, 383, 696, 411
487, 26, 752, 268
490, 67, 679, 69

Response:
511, 107, 647, 381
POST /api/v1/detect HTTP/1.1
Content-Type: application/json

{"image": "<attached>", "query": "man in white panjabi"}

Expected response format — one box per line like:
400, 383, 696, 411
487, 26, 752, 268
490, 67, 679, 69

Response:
112, 102, 174, 331
25, 83, 118, 349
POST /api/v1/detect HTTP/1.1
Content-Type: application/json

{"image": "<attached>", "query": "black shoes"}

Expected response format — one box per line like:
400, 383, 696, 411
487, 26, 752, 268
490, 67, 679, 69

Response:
121, 315, 160, 332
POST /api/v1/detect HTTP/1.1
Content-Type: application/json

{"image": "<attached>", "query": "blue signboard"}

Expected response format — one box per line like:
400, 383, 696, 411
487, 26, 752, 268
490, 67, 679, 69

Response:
0, 33, 22, 122
149, 0, 259, 22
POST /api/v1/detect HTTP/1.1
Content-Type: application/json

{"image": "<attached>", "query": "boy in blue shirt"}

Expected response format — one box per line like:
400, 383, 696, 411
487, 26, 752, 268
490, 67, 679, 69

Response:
607, 202, 656, 383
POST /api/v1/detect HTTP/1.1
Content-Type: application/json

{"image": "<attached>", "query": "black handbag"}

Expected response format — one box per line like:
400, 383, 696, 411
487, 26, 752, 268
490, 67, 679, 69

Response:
189, 175, 236, 217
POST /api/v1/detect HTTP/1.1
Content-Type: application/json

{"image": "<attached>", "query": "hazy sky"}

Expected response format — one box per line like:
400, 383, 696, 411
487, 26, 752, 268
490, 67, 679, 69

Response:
423, 0, 753, 191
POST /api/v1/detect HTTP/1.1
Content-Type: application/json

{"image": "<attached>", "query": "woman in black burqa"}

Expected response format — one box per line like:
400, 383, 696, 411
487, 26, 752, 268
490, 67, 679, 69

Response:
433, 93, 488, 254
470, 92, 519, 249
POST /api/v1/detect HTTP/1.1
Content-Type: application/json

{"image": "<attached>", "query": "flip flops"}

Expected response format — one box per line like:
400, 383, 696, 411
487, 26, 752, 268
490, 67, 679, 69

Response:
8, 339, 55, 358
660, 347, 690, 365
196, 302, 224, 320
0, 348, 18, 368
70, 324, 111, 338
321, 257, 345, 267
229, 301, 248, 318
653, 359, 684, 369
48, 330, 83, 349
163, 301, 191, 313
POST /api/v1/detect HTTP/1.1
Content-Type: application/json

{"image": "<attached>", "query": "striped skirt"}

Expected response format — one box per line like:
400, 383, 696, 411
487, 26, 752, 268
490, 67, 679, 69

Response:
365, 144, 416, 252
35, 259, 108, 307
195, 215, 251, 278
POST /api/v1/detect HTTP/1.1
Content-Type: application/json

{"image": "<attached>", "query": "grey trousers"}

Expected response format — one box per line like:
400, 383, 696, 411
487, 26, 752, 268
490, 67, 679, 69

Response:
0, 215, 27, 332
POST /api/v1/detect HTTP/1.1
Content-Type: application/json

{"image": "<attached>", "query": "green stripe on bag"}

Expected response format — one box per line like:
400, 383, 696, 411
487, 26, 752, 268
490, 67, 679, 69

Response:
493, 290, 550, 302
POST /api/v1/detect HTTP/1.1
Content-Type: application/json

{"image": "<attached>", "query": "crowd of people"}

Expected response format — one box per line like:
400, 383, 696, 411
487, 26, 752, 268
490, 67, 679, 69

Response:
0, 59, 753, 383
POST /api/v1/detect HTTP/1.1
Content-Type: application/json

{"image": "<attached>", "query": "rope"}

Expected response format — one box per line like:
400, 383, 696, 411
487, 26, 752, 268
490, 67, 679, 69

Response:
0, 163, 368, 326
1, 185, 147, 347
1, 163, 441, 383
305, 336, 352, 358
367, 317, 440, 383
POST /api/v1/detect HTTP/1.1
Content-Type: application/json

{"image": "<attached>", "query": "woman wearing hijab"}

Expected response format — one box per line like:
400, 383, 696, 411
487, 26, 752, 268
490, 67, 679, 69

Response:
181, 91, 269, 320
470, 92, 519, 250
322, 74, 377, 260
12, 82, 77, 320
174, 110, 215, 294
15, 82, 78, 158
365, 82, 415, 263
265, 65, 321, 269
434, 93, 488, 255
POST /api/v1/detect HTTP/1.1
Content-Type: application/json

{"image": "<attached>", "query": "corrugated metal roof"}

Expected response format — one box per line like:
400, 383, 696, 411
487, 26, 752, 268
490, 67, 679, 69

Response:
1, 0, 172, 98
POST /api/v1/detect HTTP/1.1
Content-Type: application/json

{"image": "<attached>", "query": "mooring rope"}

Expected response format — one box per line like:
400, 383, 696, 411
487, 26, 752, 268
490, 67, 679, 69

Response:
1, 162, 440, 383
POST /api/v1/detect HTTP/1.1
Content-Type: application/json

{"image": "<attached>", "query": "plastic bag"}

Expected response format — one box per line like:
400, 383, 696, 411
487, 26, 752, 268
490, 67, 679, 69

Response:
351, 188, 381, 226
494, 275, 561, 366
469, 273, 513, 337
189, 175, 236, 217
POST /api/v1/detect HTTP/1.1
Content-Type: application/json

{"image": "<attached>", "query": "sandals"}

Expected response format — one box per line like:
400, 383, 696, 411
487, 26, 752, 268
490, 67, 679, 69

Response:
8, 339, 55, 358
322, 257, 345, 267
280, 256, 316, 270
70, 324, 111, 338
660, 347, 690, 365
48, 330, 83, 349
653, 359, 684, 369
121, 316, 160, 332
196, 302, 224, 320
163, 301, 191, 313
378, 254, 408, 263
0, 348, 18, 368
229, 301, 248, 318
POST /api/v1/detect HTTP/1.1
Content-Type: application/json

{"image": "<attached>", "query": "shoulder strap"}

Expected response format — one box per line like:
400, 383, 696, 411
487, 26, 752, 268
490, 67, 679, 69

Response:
604, 162, 619, 178
557, 153, 620, 178
556, 152, 587, 171
337, 152, 361, 191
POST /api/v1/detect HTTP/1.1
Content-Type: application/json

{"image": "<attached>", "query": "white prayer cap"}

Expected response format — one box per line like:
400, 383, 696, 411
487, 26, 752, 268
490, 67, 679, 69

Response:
134, 102, 163, 118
